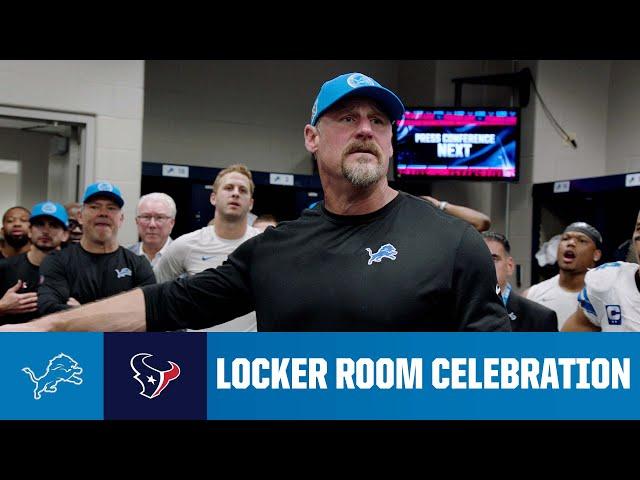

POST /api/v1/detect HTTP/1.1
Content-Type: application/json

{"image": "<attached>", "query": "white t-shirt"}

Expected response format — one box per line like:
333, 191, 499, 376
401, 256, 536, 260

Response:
153, 224, 261, 332
128, 237, 173, 268
526, 274, 580, 330
154, 225, 261, 281
579, 261, 640, 331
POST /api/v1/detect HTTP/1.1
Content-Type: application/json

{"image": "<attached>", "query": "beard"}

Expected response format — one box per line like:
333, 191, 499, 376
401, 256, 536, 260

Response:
4, 233, 29, 249
341, 141, 387, 188
35, 243, 56, 253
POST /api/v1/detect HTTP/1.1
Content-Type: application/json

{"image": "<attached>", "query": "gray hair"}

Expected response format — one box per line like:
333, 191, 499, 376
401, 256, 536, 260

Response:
136, 192, 177, 218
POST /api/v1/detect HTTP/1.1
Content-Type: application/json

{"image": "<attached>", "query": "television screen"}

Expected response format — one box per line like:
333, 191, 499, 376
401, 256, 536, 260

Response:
394, 107, 520, 182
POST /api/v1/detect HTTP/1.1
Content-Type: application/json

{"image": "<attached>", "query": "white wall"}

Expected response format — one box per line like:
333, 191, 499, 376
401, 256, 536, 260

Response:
606, 61, 640, 174
0, 173, 18, 219
0, 128, 50, 209
143, 60, 400, 175
0, 60, 145, 244
531, 60, 610, 183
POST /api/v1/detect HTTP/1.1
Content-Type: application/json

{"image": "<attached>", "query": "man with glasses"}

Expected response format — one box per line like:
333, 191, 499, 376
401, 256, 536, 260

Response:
128, 193, 176, 267
37, 182, 156, 316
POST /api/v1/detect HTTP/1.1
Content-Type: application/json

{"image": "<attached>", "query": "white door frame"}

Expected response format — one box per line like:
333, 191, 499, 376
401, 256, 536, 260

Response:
0, 105, 96, 201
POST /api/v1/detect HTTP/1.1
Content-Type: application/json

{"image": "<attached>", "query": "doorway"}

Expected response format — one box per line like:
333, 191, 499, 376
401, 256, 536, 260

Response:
0, 106, 95, 215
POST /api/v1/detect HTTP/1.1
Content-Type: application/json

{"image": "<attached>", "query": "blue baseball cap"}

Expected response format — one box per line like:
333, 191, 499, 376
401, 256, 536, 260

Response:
82, 181, 124, 208
30, 201, 69, 229
310, 72, 405, 126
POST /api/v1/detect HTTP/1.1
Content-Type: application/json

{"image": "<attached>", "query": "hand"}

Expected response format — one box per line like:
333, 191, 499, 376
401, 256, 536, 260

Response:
0, 280, 38, 316
67, 297, 81, 307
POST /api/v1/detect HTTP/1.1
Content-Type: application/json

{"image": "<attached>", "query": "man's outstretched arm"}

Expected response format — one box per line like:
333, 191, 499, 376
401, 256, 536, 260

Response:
0, 288, 146, 332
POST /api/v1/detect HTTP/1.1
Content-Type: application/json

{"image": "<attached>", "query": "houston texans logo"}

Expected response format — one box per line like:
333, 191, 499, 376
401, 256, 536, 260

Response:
130, 353, 181, 399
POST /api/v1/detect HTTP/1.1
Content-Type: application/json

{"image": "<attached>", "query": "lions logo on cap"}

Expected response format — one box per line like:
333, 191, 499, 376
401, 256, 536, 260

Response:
41, 202, 57, 214
347, 73, 375, 89
97, 182, 114, 192
311, 99, 318, 122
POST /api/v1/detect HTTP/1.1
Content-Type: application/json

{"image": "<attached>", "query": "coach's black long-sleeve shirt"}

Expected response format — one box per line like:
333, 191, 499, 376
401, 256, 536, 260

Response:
143, 192, 510, 332
39, 243, 155, 315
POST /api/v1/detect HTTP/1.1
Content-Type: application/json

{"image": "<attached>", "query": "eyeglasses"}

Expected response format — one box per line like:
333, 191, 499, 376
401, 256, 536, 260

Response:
137, 215, 172, 225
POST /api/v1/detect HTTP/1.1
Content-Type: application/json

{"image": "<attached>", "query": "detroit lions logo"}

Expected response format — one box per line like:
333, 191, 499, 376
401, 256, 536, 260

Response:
365, 243, 398, 266
115, 267, 132, 278
347, 73, 376, 88
22, 353, 83, 400
130, 353, 181, 399
97, 182, 114, 192
41, 202, 57, 214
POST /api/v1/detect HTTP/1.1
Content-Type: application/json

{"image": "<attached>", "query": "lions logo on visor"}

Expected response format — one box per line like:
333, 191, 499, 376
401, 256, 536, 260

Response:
41, 202, 57, 214
347, 73, 376, 88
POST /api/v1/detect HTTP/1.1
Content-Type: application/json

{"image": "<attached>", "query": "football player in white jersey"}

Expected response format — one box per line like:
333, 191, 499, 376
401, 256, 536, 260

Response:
563, 211, 640, 331
524, 221, 603, 329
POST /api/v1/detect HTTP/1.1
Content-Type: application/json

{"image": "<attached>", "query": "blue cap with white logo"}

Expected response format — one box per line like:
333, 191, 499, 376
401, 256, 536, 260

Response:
82, 181, 124, 208
30, 201, 69, 229
310, 72, 405, 126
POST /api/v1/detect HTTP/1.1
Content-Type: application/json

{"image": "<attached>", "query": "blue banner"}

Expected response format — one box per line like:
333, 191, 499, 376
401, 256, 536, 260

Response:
1, 332, 639, 420
207, 333, 638, 420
